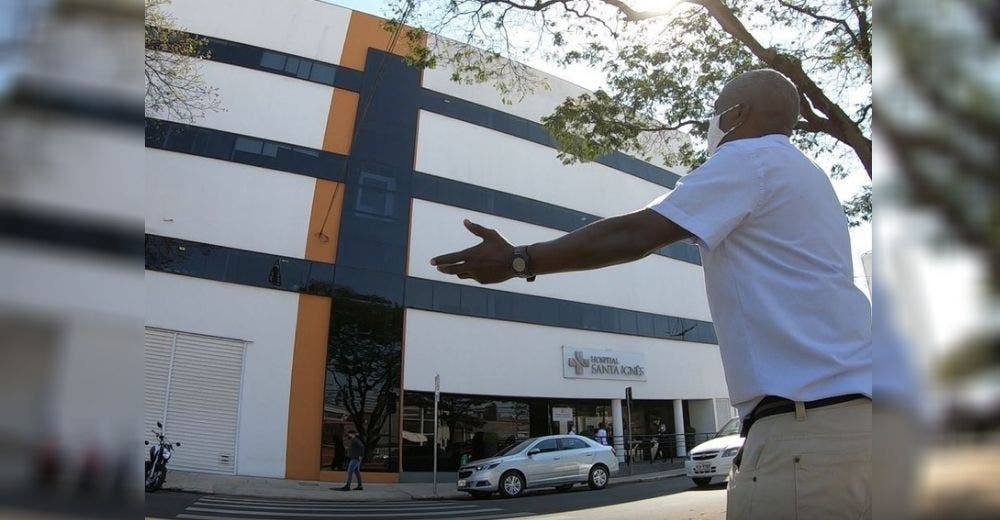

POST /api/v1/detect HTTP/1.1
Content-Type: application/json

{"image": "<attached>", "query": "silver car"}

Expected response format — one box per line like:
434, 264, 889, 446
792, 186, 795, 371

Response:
456, 435, 620, 498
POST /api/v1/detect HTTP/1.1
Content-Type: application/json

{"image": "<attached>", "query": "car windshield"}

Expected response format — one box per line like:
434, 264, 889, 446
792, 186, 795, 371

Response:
495, 438, 534, 457
716, 417, 742, 437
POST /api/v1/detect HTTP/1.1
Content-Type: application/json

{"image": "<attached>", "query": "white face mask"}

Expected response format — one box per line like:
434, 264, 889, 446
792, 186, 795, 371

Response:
706, 104, 742, 156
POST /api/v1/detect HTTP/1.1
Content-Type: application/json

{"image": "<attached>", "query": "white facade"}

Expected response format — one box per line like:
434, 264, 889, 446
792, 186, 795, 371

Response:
415, 111, 672, 218
145, 149, 316, 259
408, 199, 712, 321
404, 309, 727, 401
145, 272, 300, 478
164, 0, 353, 66
147, 60, 335, 149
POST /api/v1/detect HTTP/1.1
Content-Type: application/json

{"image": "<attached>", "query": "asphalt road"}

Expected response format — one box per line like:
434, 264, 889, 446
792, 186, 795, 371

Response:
145, 476, 728, 520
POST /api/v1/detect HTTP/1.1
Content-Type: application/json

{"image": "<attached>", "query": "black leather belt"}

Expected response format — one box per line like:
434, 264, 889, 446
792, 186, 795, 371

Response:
732, 393, 869, 469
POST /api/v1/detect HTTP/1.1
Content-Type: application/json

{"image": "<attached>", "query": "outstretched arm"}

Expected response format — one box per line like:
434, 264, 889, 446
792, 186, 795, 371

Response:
431, 209, 692, 284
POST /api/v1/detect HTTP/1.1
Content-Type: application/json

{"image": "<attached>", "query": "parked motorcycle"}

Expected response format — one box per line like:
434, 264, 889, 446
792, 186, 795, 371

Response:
145, 421, 179, 492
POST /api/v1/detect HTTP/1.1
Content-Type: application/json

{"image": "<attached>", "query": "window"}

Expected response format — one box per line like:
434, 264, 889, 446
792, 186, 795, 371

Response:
310, 63, 336, 84
296, 59, 312, 79
234, 137, 263, 155
560, 438, 589, 450
355, 172, 397, 218
260, 51, 286, 70
533, 439, 559, 453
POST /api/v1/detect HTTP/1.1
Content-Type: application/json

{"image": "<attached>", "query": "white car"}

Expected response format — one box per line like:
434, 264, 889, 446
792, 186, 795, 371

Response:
457, 435, 619, 498
684, 417, 743, 487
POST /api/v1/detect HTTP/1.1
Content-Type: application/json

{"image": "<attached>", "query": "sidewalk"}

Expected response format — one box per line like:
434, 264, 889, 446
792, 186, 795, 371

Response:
162, 464, 688, 502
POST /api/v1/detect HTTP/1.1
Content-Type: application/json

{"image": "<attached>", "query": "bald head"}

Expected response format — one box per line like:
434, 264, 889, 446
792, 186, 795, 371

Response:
715, 69, 800, 141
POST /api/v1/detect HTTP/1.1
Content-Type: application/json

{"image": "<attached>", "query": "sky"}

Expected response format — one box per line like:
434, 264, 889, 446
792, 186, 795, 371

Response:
326, 0, 873, 294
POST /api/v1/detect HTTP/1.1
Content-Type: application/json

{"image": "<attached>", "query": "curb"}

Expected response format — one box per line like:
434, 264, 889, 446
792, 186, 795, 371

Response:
159, 470, 687, 502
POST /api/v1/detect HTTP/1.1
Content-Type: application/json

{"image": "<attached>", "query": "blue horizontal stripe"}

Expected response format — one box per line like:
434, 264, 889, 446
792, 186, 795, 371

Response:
145, 234, 716, 344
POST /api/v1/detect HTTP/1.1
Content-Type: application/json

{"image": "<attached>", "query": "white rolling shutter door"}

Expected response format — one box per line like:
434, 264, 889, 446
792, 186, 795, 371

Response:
143, 327, 245, 475
144, 329, 173, 445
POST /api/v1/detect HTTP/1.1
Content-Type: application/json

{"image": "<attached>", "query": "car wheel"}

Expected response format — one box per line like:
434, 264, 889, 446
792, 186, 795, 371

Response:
468, 490, 492, 499
555, 483, 574, 492
588, 464, 609, 490
498, 470, 525, 498
692, 477, 712, 487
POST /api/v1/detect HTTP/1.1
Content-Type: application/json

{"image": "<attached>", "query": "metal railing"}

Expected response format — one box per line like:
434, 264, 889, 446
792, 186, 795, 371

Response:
605, 432, 720, 463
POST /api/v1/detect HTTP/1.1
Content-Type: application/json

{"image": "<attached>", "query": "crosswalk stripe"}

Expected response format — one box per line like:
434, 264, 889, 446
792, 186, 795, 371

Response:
179, 515, 270, 520
193, 499, 483, 513
198, 496, 468, 509
185, 506, 507, 518
195, 499, 479, 511
178, 513, 532, 520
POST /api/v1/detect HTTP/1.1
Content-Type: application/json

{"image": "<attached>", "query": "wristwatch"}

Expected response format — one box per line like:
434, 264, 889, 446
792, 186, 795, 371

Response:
511, 246, 536, 282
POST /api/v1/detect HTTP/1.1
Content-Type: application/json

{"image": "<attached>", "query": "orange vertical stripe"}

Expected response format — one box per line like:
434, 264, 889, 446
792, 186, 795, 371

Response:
339, 11, 421, 71
304, 180, 344, 263
322, 89, 359, 155
286, 294, 332, 480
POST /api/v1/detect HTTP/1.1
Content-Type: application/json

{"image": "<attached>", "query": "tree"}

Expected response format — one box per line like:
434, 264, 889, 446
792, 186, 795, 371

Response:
144, 0, 220, 121
389, 0, 871, 224
325, 287, 403, 467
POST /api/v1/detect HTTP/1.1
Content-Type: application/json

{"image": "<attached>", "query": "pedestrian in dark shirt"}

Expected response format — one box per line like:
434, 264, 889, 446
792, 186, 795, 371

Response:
338, 431, 364, 491
650, 424, 670, 463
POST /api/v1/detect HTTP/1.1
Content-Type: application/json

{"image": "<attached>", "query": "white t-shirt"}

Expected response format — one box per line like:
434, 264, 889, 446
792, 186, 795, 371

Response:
646, 134, 871, 417
596, 428, 608, 445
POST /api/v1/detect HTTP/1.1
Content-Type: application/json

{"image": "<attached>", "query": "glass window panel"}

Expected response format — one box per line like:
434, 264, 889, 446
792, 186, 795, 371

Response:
261, 141, 279, 157
297, 59, 312, 79
260, 51, 285, 70
533, 439, 559, 453
560, 438, 589, 450
234, 136, 263, 154
310, 63, 336, 84
636, 313, 656, 337
284, 56, 300, 74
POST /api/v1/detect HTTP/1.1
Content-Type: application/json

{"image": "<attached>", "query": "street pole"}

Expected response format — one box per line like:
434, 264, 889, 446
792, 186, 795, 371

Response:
433, 374, 440, 497
625, 386, 634, 475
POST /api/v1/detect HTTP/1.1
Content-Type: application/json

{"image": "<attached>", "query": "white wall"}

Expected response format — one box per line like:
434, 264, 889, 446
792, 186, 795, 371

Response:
164, 0, 351, 66
409, 200, 712, 322
687, 399, 718, 435
422, 37, 589, 124
147, 60, 334, 149
145, 272, 300, 478
404, 309, 728, 401
415, 111, 673, 218
145, 149, 315, 259
421, 36, 689, 173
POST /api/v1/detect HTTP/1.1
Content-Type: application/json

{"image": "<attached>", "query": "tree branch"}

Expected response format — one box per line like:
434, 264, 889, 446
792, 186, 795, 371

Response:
692, 0, 872, 176
777, 0, 861, 51
599, 0, 684, 21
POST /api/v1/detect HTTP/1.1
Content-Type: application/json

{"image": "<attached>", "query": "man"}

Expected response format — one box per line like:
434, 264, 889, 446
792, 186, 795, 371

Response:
650, 423, 670, 464
338, 431, 364, 491
431, 69, 871, 519
595, 422, 608, 446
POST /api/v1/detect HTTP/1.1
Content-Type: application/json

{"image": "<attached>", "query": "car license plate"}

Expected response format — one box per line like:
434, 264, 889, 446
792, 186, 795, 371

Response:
457, 479, 467, 487
695, 462, 711, 473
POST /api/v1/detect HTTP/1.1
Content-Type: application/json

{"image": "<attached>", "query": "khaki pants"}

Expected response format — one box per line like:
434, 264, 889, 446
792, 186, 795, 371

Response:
726, 398, 872, 520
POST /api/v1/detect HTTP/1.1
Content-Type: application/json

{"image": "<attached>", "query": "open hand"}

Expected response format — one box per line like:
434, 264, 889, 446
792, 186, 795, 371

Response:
430, 219, 515, 284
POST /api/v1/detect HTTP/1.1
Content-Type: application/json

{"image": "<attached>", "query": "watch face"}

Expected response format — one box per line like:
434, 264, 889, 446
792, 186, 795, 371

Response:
512, 257, 527, 273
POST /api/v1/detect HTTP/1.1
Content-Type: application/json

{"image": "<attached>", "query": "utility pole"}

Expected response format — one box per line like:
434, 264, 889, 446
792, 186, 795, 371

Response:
625, 386, 634, 474
433, 374, 440, 496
